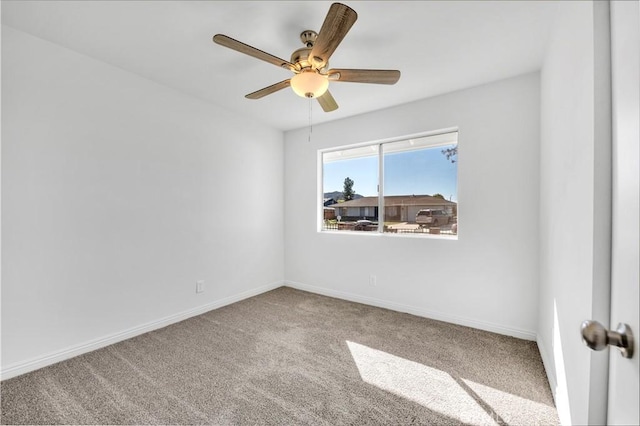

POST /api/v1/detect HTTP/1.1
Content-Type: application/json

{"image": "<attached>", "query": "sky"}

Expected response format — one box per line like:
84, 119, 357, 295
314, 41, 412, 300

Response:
323, 144, 458, 201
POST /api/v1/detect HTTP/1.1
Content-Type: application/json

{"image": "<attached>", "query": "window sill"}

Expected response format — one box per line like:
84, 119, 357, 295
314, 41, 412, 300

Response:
319, 229, 458, 240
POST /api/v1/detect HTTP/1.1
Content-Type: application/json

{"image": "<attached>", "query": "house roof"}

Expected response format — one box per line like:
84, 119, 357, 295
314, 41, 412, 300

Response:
333, 195, 456, 208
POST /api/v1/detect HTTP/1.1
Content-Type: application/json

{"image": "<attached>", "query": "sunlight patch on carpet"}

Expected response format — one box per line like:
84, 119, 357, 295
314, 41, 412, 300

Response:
346, 341, 496, 425
461, 378, 559, 425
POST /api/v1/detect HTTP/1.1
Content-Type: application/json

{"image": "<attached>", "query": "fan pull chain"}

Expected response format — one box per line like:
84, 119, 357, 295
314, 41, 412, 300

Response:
308, 97, 313, 142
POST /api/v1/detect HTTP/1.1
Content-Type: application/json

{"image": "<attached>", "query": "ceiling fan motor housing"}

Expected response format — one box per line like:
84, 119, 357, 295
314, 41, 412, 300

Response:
290, 47, 312, 69
292, 30, 328, 71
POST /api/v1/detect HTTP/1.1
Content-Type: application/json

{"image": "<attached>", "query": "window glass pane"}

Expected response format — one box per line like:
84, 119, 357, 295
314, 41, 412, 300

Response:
382, 132, 458, 236
320, 131, 458, 237
322, 146, 378, 232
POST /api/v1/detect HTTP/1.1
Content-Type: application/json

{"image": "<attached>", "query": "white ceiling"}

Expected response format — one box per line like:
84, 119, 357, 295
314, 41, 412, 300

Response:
2, 1, 558, 131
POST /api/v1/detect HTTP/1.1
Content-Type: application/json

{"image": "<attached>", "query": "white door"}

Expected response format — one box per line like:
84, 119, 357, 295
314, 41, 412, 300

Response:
608, 1, 639, 424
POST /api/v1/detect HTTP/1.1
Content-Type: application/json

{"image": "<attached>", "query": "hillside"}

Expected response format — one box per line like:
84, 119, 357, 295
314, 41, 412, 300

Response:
323, 191, 363, 201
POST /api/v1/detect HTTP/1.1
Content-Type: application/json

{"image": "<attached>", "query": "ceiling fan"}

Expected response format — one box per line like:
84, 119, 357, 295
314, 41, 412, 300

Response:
212, 2, 400, 112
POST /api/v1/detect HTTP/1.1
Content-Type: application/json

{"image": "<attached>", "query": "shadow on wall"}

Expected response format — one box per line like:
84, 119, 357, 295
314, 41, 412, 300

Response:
551, 299, 572, 423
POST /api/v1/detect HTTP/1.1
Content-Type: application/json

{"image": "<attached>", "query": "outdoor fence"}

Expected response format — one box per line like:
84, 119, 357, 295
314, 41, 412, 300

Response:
322, 221, 457, 235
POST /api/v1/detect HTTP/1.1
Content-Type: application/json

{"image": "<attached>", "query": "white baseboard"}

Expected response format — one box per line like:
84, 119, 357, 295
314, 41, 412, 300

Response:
2, 280, 537, 380
1, 281, 284, 380
285, 280, 537, 341
536, 336, 559, 403
537, 336, 573, 425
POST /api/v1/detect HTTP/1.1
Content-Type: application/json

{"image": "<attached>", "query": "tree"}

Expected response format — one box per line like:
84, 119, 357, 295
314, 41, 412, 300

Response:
441, 146, 457, 163
432, 193, 445, 200
343, 177, 355, 201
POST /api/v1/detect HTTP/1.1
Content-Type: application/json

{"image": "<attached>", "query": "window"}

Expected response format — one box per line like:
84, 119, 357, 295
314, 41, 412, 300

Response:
321, 131, 458, 237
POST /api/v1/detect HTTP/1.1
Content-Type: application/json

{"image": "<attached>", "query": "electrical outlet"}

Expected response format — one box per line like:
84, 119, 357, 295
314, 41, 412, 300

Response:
369, 275, 377, 287
196, 280, 205, 293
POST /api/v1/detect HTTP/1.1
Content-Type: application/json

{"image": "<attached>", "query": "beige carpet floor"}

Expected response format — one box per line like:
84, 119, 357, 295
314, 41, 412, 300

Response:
1, 287, 559, 425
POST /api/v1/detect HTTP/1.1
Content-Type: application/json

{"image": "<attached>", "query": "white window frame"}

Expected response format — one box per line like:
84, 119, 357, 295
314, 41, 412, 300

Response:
318, 127, 459, 238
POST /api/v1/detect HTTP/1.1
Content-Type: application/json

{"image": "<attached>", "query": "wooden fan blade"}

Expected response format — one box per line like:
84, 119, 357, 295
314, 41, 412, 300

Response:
327, 69, 401, 84
317, 90, 339, 112
245, 79, 291, 99
310, 3, 357, 69
213, 34, 296, 72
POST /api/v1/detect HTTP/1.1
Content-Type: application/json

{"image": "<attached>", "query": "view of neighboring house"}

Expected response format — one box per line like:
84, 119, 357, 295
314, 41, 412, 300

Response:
323, 198, 338, 220
330, 194, 457, 222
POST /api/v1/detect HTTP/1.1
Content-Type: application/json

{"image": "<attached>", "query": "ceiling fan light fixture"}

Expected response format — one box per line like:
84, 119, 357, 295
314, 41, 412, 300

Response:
290, 70, 329, 98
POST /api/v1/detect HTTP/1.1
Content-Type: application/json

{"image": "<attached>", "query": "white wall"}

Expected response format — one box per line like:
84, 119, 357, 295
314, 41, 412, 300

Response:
538, 2, 611, 425
1, 26, 284, 377
284, 72, 540, 340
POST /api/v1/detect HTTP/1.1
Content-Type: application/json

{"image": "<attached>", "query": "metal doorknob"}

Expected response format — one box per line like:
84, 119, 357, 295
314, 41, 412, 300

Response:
581, 320, 634, 359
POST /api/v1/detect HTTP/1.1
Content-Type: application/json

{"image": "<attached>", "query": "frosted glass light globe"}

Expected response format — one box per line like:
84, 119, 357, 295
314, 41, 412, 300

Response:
291, 70, 329, 98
